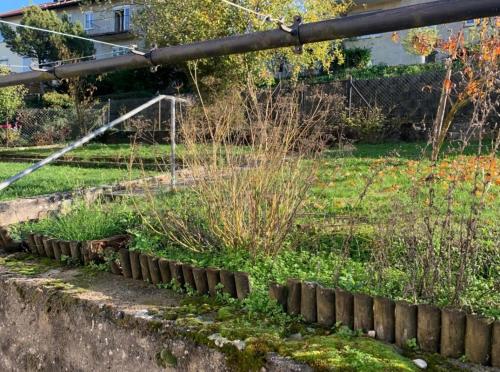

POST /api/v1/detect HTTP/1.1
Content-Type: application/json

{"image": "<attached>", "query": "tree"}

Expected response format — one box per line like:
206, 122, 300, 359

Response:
0, 67, 27, 123
0, 67, 27, 146
0, 6, 97, 136
0, 6, 94, 67
134, 0, 351, 93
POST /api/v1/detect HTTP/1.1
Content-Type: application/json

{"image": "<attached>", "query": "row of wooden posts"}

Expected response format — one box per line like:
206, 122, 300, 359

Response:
269, 280, 499, 367
24, 233, 499, 367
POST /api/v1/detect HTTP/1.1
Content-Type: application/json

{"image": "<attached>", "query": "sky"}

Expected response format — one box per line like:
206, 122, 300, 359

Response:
0, 0, 47, 14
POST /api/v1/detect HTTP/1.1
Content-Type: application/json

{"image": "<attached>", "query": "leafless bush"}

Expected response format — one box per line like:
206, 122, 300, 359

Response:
137, 81, 336, 257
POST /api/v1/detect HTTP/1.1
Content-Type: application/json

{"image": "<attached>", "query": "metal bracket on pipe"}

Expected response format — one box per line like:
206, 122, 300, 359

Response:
130, 44, 146, 56
29, 63, 51, 72
289, 15, 303, 54
145, 44, 159, 73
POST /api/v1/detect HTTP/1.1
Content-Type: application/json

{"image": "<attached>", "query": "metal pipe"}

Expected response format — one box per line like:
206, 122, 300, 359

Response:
0, 95, 188, 191
0, 0, 497, 88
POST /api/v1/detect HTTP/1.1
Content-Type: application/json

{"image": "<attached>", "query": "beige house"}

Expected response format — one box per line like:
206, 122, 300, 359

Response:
0, 0, 144, 73
344, 0, 479, 66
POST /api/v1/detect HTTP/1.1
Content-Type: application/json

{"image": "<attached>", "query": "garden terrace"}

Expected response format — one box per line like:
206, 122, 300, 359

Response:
9, 139, 499, 369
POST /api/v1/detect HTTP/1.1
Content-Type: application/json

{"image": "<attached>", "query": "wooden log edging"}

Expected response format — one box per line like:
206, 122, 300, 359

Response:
20, 234, 498, 367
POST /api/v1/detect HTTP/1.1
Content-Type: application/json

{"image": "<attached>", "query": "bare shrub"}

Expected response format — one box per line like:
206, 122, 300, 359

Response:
138, 81, 334, 258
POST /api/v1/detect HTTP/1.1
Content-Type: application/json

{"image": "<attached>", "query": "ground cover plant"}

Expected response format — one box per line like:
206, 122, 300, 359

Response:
15, 199, 138, 241
0, 161, 155, 201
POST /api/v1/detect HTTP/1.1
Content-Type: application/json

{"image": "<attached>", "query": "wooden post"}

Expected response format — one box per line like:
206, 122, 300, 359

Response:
206, 268, 220, 297
129, 251, 142, 280
182, 264, 196, 290
354, 293, 373, 333
316, 286, 335, 327
440, 308, 466, 358
52, 240, 62, 261
139, 254, 151, 283
220, 270, 237, 298
69, 241, 81, 263
374, 296, 395, 343
491, 321, 500, 368
417, 304, 441, 353
169, 261, 184, 287
26, 233, 37, 254
335, 288, 354, 329
119, 248, 132, 278
234, 272, 251, 300
148, 256, 162, 285
465, 314, 493, 365
300, 282, 317, 323
60, 240, 71, 258
42, 237, 55, 258
286, 279, 301, 316
269, 283, 288, 311
395, 301, 417, 348
34, 234, 45, 256
158, 258, 172, 284
192, 267, 209, 295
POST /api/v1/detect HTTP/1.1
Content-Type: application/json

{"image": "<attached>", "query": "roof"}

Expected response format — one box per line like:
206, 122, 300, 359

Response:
0, 0, 82, 19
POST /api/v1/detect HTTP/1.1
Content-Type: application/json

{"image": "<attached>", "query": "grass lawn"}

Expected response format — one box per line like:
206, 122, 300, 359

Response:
0, 162, 155, 201
0, 143, 175, 161
0, 143, 250, 162
308, 141, 500, 222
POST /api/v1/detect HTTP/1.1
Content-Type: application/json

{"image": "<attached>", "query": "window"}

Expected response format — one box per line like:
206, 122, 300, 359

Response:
464, 19, 476, 27
114, 6, 131, 32
22, 57, 32, 72
84, 11, 93, 30
112, 47, 128, 57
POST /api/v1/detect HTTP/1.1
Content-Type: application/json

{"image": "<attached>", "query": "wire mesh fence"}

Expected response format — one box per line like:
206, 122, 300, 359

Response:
0, 104, 110, 147
0, 69, 454, 148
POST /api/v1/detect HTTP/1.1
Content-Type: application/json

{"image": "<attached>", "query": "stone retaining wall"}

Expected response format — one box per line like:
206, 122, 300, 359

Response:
0, 250, 311, 372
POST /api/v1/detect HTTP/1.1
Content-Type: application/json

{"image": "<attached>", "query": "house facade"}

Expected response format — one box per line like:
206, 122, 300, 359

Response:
0, 0, 144, 73
344, 0, 480, 66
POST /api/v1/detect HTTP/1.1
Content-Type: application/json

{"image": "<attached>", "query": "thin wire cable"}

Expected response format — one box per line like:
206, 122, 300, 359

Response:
0, 19, 140, 51
0, 50, 127, 72
38, 51, 119, 67
221, 0, 285, 25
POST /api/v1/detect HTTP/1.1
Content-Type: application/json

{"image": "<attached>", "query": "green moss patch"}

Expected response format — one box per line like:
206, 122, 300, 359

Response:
0, 253, 62, 276
279, 335, 417, 371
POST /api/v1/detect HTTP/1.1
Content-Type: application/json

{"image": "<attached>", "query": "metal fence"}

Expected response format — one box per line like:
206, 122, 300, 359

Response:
0, 104, 109, 147
0, 69, 451, 147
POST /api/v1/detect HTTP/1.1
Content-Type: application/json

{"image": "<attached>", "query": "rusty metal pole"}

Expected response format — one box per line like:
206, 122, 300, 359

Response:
0, 0, 497, 88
